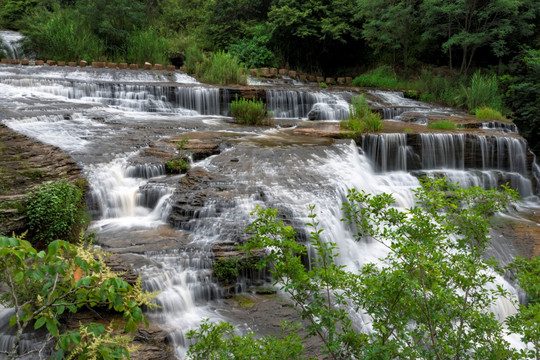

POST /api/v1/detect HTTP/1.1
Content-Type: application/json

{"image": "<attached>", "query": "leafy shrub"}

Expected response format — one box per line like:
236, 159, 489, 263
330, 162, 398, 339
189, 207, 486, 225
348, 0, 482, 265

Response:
319, 82, 328, 88
0, 235, 156, 359
25, 180, 87, 245
428, 120, 457, 130
184, 44, 205, 75
126, 27, 169, 65
213, 257, 240, 285
474, 107, 507, 121
230, 96, 273, 125
165, 158, 189, 174
342, 94, 382, 133
228, 25, 276, 69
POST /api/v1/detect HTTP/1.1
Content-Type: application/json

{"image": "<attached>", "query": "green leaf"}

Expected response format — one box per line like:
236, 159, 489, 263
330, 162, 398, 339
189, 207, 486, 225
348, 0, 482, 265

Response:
34, 316, 46, 330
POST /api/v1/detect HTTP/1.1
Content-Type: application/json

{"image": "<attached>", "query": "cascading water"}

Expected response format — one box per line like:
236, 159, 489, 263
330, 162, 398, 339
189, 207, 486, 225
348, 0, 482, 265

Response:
266, 88, 350, 120
0, 30, 25, 60
0, 64, 538, 358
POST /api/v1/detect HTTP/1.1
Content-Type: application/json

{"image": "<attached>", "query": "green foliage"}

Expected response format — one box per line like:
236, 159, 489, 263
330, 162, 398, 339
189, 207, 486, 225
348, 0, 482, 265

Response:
23, 8, 105, 61
501, 48, 540, 154
187, 319, 305, 360
230, 96, 273, 126
351, 66, 399, 88
474, 106, 507, 121
126, 27, 169, 65
0, 235, 156, 358
319, 82, 328, 89
506, 256, 540, 358
231, 178, 520, 359
213, 257, 239, 285
228, 24, 276, 69
76, 0, 146, 56
456, 71, 502, 111
358, 0, 419, 69
342, 94, 382, 133
200, 51, 248, 85
427, 119, 457, 130
0, 0, 38, 29
25, 180, 87, 245
165, 158, 189, 174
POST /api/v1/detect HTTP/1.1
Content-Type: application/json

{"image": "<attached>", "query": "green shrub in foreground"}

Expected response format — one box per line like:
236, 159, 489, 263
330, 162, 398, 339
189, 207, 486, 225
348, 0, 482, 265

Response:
230, 97, 273, 125
428, 120, 457, 130
26, 180, 87, 245
342, 94, 382, 133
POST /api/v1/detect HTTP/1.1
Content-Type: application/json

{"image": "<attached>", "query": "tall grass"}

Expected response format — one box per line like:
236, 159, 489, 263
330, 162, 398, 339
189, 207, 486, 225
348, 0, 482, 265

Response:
342, 94, 383, 133
352, 65, 400, 88
230, 96, 272, 125
456, 71, 502, 111
126, 27, 169, 65
29, 10, 105, 61
200, 51, 247, 85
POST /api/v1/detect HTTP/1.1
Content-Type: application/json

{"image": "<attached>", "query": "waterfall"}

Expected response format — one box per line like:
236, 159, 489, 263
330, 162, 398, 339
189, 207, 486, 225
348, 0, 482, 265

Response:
265, 89, 350, 120
1, 63, 538, 358
0, 30, 25, 60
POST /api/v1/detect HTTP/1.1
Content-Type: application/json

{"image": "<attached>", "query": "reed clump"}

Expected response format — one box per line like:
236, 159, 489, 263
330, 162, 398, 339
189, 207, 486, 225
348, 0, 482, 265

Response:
342, 94, 382, 133
230, 96, 273, 125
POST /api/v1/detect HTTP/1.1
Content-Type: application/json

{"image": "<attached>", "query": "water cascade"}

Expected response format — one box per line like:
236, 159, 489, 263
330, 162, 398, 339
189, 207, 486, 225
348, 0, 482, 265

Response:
0, 30, 25, 60
0, 64, 537, 358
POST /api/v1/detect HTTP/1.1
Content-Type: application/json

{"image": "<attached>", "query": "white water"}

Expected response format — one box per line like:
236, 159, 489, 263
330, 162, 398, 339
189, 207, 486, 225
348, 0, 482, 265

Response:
0, 66, 538, 357
0, 30, 25, 60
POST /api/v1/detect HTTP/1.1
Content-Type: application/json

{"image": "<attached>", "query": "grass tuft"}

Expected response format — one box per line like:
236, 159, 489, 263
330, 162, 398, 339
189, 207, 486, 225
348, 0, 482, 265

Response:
342, 94, 383, 133
230, 96, 273, 125
428, 120, 456, 130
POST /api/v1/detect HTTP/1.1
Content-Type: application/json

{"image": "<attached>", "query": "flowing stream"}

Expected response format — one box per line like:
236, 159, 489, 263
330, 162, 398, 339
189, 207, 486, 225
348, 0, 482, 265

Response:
0, 62, 538, 358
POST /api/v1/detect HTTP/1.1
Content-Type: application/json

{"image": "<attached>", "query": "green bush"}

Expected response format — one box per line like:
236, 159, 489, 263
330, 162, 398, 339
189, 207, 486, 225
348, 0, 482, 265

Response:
184, 44, 206, 75
230, 96, 273, 125
342, 94, 383, 133
165, 158, 189, 174
213, 257, 240, 285
474, 106, 507, 121
25, 180, 87, 245
428, 120, 457, 130
126, 27, 169, 65
228, 25, 276, 69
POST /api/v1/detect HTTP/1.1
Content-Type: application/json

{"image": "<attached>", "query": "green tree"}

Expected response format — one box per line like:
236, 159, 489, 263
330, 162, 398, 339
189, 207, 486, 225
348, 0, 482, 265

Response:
421, 0, 538, 73
267, 0, 362, 71
76, 0, 146, 56
0, 235, 156, 359
358, 0, 420, 70
500, 48, 540, 155
190, 178, 524, 359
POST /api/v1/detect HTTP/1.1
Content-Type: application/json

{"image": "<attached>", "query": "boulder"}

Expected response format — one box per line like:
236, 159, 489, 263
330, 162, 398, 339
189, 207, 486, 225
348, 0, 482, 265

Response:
57, 61, 66, 66
129, 64, 139, 70
79, 60, 87, 67
21, 59, 29, 66
260, 67, 270, 77
316, 76, 324, 83
107, 62, 116, 69
179, 66, 186, 72
269, 68, 278, 77
288, 70, 297, 78
46, 60, 56, 66
0, 58, 8, 64
337, 77, 345, 85
249, 68, 258, 76
166, 65, 176, 71
153, 64, 163, 70
278, 68, 287, 76
144, 62, 152, 70
10, 59, 20, 65
68, 61, 77, 67
119, 63, 128, 69
35, 60, 44, 65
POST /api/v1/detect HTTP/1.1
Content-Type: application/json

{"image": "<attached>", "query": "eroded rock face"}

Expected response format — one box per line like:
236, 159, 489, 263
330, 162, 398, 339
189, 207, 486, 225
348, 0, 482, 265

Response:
0, 124, 84, 235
